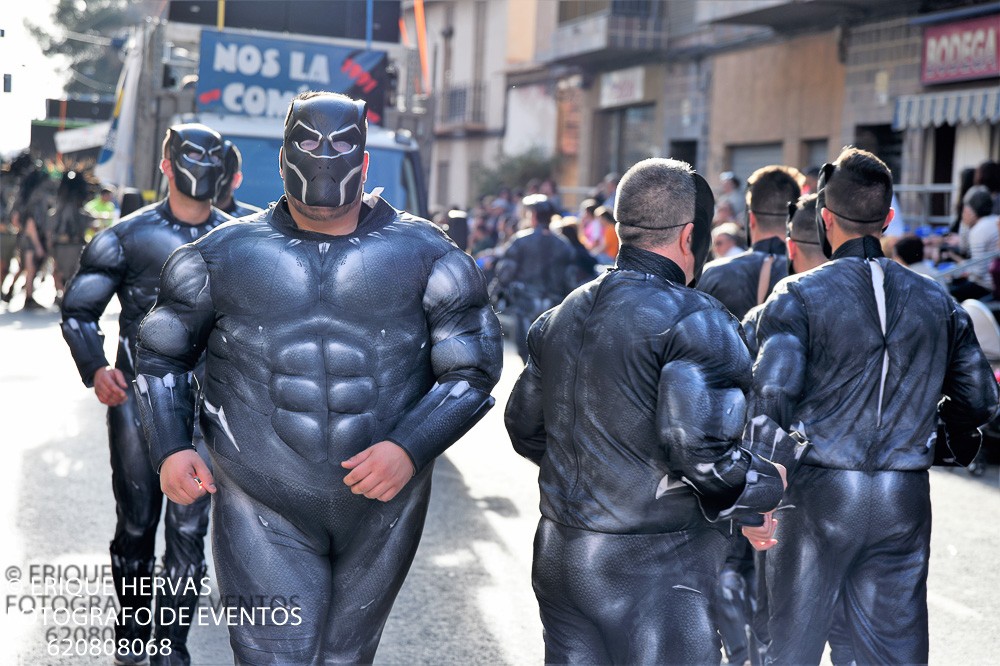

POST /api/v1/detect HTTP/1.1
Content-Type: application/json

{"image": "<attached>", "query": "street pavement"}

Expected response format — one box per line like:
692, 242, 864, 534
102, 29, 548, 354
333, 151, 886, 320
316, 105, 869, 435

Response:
0, 285, 997, 665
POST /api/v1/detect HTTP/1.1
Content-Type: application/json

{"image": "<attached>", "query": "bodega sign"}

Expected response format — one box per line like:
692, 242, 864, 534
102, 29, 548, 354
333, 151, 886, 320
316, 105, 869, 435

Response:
196, 30, 388, 123
922, 15, 1000, 85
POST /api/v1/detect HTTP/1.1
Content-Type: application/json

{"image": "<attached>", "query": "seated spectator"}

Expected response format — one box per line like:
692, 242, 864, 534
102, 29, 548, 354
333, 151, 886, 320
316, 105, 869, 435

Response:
951, 186, 998, 300
711, 222, 746, 259
893, 235, 938, 278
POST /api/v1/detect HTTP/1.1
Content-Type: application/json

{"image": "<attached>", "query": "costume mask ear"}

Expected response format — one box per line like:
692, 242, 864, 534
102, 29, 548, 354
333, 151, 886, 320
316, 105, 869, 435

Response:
689, 171, 715, 287
815, 162, 836, 259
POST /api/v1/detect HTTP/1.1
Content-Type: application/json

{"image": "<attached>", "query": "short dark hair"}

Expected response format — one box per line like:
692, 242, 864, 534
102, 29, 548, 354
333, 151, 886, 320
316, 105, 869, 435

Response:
747, 165, 804, 234
824, 147, 893, 235
975, 160, 1000, 194
893, 235, 924, 266
580, 198, 599, 216
788, 193, 819, 244
615, 158, 696, 250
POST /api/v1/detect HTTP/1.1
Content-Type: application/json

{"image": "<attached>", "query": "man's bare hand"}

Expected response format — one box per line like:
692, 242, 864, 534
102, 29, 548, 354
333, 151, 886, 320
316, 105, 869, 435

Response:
93, 366, 129, 406
743, 512, 779, 551
773, 461, 788, 489
342, 441, 415, 502
160, 449, 216, 505
742, 462, 787, 551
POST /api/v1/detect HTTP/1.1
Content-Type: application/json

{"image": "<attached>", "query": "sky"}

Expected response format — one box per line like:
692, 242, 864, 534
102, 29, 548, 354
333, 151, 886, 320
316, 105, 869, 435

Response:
0, 1, 69, 157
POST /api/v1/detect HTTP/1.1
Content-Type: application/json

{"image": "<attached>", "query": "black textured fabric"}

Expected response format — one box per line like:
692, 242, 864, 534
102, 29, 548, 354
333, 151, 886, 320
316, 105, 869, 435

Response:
764, 467, 931, 665
750, 235, 998, 661
750, 236, 997, 471
532, 517, 730, 665
505, 246, 786, 663
698, 237, 788, 320
222, 198, 263, 219
495, 227, 577, 362
60, 200, 230, 385
59, 199, 226, 660
135, 193, 502, 662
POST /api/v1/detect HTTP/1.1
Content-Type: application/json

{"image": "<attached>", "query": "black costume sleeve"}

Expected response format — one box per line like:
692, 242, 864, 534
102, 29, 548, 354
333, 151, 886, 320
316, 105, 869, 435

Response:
657, 307, 784, 522
505, 311, 552, 464
747, 285, 809, 433
60, 228, 126, 386
134, 245, 216, 470
942, 302, 999, 428
386, 248, 503, 471
935, 302, 1000, 465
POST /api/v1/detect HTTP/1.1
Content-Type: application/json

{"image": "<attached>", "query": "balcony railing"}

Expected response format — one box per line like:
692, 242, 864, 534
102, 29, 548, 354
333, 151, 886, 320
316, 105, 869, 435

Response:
435, 82, 488, 131
540, 9, 669, 65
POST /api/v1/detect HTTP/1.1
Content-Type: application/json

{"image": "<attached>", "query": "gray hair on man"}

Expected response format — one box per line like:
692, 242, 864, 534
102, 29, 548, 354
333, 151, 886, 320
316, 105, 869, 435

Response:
615, 158, 696, 250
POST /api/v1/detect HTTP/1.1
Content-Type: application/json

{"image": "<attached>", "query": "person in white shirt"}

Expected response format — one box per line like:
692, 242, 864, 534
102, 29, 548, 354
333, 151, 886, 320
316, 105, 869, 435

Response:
952, 185, 999, 300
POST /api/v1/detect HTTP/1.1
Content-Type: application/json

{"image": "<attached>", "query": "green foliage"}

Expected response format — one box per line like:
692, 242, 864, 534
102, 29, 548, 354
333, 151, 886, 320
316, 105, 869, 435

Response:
27, 0, 158, 95
473, 148, 559, 201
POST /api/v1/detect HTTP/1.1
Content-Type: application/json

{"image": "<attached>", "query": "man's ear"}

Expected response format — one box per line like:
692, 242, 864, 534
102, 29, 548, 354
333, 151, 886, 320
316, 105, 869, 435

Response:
820, 206, 835, 231
680, 222, 695, 256
881, 207, 895, 233
787, 238, 798, 262
232, 171, 243, 190
361, 151, 370, 183
748, 212, 758, 233
278, 147, 284, 179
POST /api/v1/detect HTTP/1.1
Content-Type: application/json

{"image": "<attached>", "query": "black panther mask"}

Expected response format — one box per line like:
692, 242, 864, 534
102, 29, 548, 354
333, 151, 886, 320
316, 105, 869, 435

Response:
282, 94, 368, 208
166, 124, 225, 202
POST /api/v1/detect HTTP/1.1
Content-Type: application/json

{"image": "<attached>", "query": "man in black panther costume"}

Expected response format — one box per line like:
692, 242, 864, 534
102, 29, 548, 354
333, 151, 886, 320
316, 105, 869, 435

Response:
698, 165, 803, 320
60, 123, 229, 665
750, 147, 998, 664
505, 158, 799, 665
728, 193, 829, 666
215, 140, 263, 218
134, 92, 503, 664
494, 194, 576, 363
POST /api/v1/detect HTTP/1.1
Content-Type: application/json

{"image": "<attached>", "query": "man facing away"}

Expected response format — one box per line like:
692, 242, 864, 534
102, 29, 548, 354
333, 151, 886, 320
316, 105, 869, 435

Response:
494, 194, 577, 364
60, 123, 230, 665
134, 92, 503, 664
750, 147, 998, 664
505, 157, 798, 665
699, 165, 803, 320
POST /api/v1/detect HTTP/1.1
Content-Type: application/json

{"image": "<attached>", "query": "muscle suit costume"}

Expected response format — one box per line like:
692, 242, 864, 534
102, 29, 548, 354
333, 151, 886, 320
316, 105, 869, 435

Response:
750, 152, 998, 664
134, 93, 503, 664
60, 122, 228, 666
505, 160, 799, 665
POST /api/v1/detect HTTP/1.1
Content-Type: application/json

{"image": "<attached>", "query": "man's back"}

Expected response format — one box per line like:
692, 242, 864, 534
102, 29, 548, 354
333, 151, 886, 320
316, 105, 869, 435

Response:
698, 237, 787, 320
498, 228, 576, 300
753, 236, 997, 471
519, 256, 761, 534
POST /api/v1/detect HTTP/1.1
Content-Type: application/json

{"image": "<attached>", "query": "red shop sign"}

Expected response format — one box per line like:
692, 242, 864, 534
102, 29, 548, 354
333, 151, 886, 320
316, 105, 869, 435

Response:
922, 14, 1000, 85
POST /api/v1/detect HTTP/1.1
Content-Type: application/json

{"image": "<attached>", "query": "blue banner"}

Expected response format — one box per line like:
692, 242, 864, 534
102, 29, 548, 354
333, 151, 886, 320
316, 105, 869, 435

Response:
196, 30, 388, 123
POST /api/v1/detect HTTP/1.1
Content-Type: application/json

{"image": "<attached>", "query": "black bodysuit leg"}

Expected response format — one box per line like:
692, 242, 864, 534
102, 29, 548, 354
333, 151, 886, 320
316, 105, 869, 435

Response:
108, 394, 161, 646
532, 517, 728, 665
765, 467, 931, 665
108, 387, 212, 664
211, 461, 433, 665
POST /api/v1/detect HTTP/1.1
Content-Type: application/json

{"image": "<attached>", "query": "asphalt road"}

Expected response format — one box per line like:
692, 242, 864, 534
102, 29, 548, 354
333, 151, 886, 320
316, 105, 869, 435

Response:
0, 287, 997, 665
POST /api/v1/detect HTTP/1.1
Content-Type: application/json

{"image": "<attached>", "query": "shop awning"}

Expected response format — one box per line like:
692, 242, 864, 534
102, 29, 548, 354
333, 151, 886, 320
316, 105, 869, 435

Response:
892, 87, 1000, 130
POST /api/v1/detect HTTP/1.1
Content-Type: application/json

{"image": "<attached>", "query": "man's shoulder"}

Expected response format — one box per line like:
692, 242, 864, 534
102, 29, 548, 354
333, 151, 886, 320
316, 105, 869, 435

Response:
701, 249, 754, 277
385, 208, 459, 254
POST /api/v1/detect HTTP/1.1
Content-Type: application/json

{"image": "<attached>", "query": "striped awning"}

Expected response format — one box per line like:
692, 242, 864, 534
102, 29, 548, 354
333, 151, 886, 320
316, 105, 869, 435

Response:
893, 87, 1000, 130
